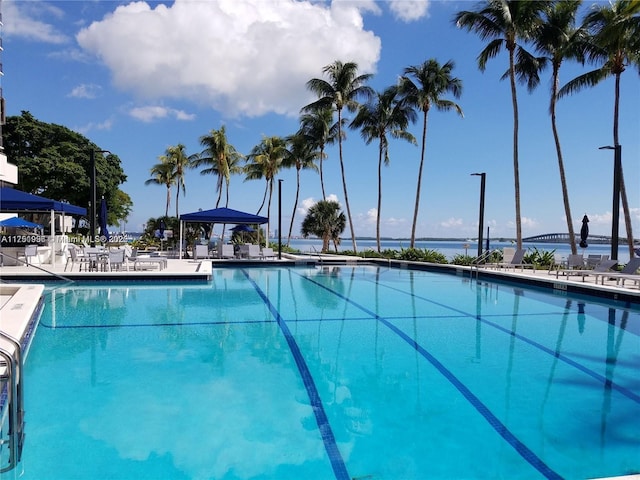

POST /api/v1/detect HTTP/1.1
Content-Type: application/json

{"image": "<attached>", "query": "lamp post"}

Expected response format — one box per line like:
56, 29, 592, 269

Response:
471, 172, 486, 258
278, 179, 283, 260
598, 144, 621, 261
89, 149, 111, 247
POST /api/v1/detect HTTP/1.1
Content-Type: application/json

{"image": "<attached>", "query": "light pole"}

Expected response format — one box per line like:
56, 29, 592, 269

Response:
278, 179, 283, 260
598, 144, 622, 261
89, 149, 111, 247
471, 172, 486, 258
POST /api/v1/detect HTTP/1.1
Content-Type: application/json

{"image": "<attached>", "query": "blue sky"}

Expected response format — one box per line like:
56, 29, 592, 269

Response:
3, 0, 639, 239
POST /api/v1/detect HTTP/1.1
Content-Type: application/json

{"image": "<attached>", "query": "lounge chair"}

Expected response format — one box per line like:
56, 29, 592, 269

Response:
590, 257, 640, 286
221, 244, 235, 259
247, 244, 261, 259
261, 247, 275, 259
561, 259, 618, 283
553, 254, 584, 278
487, 249, 533, 271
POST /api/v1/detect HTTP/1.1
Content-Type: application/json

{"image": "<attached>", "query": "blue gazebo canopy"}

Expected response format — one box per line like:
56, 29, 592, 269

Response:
0, 187, 86, 215
180, 207, 267, 224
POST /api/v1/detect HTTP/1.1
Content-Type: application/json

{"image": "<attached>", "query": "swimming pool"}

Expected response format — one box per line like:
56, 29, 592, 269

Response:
9, 265, 640, 479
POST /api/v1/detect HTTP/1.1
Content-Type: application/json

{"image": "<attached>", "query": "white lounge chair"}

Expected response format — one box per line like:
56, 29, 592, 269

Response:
247, 244, 261, 259
590, 257, 640, 286
194, 244, 210, 260
261, 247, 275, 259
221, 244, 235, 259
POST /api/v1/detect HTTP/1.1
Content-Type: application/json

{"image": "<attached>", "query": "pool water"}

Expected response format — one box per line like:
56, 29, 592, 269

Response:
9, 266, 640, 479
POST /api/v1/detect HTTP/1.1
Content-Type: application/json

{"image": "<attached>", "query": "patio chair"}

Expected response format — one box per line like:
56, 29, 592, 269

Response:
194, 244, 210, 260
23, 244, 38, 266
108, 249, 126, 271
586, 254, 603, 268
65, 245, 91, 272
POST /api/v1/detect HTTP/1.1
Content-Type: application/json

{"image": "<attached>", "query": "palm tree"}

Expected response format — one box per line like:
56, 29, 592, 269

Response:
144, 158, 174, 218
283, 132, 319, 246
299, 108, 339, 200
245, 135, 287, 242
192, 126, 243, 208
455, 1, 546, 250
301, 200, 346, 253
560, 0, 640, 258
164, 143, 192, 218
399, 59, 463, 248
533, 1, 591, 255
303, 60, 374, 253
350, 86, 417, 252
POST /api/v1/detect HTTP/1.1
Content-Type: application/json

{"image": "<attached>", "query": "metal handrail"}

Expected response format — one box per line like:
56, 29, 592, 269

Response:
469, 248, 503, 279
0, 331, 24, 473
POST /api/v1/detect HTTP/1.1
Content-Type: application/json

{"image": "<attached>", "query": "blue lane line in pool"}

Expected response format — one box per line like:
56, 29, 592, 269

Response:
369, 279, 640, 405
242, 270, 350, 480
301, 273, 563, 480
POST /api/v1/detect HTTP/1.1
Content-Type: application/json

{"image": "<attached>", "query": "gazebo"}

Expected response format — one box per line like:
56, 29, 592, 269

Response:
178, 207, 268, 259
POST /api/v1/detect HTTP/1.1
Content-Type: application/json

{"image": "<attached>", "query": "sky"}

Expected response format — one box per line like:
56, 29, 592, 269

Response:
2, 0, 639, 240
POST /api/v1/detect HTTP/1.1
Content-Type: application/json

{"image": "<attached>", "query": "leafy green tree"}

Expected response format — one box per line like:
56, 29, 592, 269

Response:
399, 59, 463, 248
192, 126, 243, 208
245, 135, 287, 240
350, 85, 417, 252
455, 1, 546, 249
301, 200, 346, 253
304, 60, 374, 253
533, 1, 590, 255
283, 132, 319, 246
145, 157, 175, 218
560, 0, 640, 258
4, 110, 129, 227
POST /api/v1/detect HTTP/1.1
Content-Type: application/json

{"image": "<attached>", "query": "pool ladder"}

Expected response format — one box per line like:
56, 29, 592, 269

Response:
0, 331, 25, 473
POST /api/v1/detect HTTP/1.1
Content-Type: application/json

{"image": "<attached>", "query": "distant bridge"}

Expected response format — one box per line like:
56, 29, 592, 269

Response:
523, 233, 613, 244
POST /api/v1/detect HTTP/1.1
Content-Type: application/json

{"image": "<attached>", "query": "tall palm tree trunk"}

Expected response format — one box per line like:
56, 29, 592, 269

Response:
410, 110, 428, 249
319, 146, 326, 200
613, 73, 634, 258
337, 110, 357, 253
551, 67, 577, 255
175, 184, 180, 219
509, 47, 523, 250
165, 186, 171, 218
287, 167, 301, 246
376, 142, 383, 253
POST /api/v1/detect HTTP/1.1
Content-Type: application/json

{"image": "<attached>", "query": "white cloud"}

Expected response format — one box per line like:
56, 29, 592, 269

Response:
440, 217, 463, 228
388, 0, 431, 22
4, 0, 69, 44
128, 105, 196, 123
68, 83, 102, 99
76, 0, 381, 118
366, 208, 377, 222
75, 118, 113, 135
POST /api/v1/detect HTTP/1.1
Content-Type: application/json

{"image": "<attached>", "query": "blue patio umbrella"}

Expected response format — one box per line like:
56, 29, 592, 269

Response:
0, 216, 43, 229
99, 197, 109, 241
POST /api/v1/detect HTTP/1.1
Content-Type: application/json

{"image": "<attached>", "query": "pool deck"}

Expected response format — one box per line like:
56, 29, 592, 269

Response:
1, 253, 639, 303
